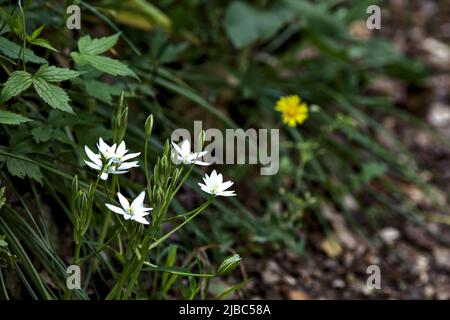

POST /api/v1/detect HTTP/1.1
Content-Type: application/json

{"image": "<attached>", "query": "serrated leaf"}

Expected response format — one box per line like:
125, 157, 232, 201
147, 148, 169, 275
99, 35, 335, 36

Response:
0, 109, 32, 125
35, 64, 82, 82
29, 25, 45, 40
6, 158, 43, 184
28, 38, 59, 52
31, 125, 53, 142
78, 33, 120, 55
70, 52, 90, 65
32, 77, 74, 113
0, 71, 33, 102
87, 55, 138, 78
0, 36, 46, 64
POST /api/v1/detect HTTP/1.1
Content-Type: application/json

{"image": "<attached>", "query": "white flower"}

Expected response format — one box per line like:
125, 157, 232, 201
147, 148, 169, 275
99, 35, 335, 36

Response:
171, 140, 210, 166
105, 191, 152, 225
198, 170, 236, 197
84, 138, 140, 180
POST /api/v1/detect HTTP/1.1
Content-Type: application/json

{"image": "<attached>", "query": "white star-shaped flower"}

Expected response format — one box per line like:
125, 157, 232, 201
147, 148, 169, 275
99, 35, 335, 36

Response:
171, 140, 210, 166
198, 170, 236, 197
84, 138, 140, 180
105, 191, 152, 225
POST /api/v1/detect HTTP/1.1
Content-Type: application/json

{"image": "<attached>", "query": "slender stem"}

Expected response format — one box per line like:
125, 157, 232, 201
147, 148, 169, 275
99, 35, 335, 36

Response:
17, 0, 27, 71
108, 199, 212, 299
74, 241, 81, 265
78, 224, 124, 264
148, 199, 212, 251
144, 129, 152, 199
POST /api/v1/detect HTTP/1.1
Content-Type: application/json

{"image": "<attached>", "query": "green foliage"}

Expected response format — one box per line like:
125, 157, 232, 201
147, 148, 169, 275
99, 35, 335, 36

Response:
71, 34, 138, 79
224, 1, 293, 49
0, 109, 32, 125
1, 65, 81, 113
0, 71, 33, 102
0, 0, 443, 300
32, 77, 73, 113
0, 36, 46, 63
26, 25, 58, 52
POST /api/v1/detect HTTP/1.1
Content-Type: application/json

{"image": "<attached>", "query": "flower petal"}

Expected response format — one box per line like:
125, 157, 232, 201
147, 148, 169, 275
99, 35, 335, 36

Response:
105, 204, 126, 215
131, 191, 145, 211
116, 141, 126, 157
217, 190, 236, 197
84, 160, 101, 170
122, 152, 141, 161
85, 146, 102, 166
180, 139, 190, 155
97, 138, 109, 155
100, 172, 109, 180
219, 180, 234, 192
171, 141, 183, 156
132, 216, 149, 225
118, 161, 139, 170
117, 192, 129, 210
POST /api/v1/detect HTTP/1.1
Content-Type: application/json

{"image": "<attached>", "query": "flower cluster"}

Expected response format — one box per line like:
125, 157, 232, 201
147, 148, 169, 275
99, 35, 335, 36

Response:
171, 140, 235, 197
84, 138, 140, 180
84, 137, 236, 225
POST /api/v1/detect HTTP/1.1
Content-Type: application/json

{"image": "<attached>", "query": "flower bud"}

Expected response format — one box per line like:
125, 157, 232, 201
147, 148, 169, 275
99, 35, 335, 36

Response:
145, 114, 154, 138
217, 254, 242, 276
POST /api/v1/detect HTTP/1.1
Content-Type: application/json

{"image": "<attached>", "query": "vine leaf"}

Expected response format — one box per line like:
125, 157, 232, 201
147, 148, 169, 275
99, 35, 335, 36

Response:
71, 33, 138, 79
0, 71, 33, 102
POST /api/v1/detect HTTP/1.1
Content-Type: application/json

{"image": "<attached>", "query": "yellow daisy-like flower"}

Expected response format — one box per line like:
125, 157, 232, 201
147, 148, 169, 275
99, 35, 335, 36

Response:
275, 95, 309, 127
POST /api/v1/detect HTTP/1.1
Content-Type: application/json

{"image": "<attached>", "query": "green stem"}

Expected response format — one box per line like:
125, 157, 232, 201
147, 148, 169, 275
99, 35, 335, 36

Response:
78, 224, 124, 264
149, 199, 212, 251
17, 0, 27, 71
107, 199, 212, 299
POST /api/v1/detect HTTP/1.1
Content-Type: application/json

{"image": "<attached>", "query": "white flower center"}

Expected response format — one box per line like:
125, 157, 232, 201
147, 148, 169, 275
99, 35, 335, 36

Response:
210, 183, 219, 194
110, 156, 122, 164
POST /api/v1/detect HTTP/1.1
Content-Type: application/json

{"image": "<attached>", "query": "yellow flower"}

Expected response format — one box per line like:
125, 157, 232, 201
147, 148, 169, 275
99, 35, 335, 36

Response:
275, 95, 309, 127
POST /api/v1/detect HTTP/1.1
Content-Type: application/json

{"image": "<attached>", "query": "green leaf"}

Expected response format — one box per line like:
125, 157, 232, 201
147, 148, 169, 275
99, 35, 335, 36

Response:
32, 77, 74, 113
0, 71, 33, 102
78, 33, 120, 55
6, 158, 43, 184
88, 55, 137, 78
72, 53, 137, 79
29, 25, 45, 40
284, 0, 348, 39
71, 34, 138, 79
0, 36, 46, 64
224, 1, 293, 48
0, 109, 32, 125
28, 38, 59, 52
31, 125, 53, 143
82, 79, 123, 105
35, 65, 82, 82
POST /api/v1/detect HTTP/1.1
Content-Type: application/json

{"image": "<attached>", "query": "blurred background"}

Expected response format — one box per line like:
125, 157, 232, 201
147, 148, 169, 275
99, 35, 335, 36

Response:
1, 0, 450, 299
